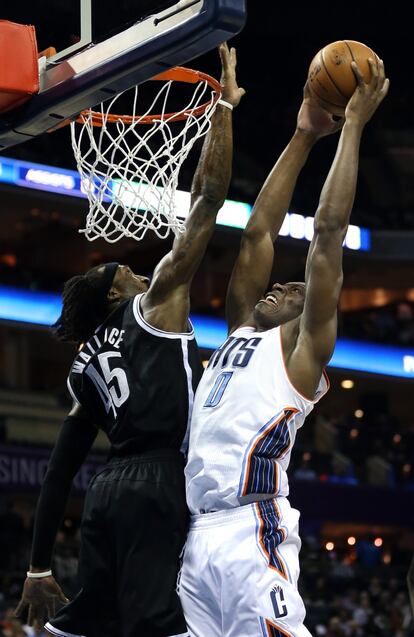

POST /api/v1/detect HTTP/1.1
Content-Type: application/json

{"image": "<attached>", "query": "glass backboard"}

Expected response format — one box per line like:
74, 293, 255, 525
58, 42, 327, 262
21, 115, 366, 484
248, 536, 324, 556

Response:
0, 0, 247, 150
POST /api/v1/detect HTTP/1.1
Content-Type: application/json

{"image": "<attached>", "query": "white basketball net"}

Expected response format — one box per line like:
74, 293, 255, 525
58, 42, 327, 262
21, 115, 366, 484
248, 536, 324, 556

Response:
70, 76, 220, 242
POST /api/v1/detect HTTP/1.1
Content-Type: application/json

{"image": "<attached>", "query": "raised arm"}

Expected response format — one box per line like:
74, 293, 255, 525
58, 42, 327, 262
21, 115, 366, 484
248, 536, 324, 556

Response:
287, 59, 389, 398
226, 86, 343, 333
141, 43, 245, 332
15, 404, 98, 631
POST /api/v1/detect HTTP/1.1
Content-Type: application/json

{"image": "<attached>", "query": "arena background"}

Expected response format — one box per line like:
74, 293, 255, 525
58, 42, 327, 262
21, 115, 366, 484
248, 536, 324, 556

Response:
0, 2, 413, 636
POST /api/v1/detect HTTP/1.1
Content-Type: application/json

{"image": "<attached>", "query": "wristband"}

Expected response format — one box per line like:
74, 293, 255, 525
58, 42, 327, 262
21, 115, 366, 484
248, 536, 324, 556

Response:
27, 570, 52, 579
217, 99, 233, 111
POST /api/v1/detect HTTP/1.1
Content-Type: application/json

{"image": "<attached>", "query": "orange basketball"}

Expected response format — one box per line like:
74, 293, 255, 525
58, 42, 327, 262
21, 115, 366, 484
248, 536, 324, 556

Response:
307, 40, 380, 115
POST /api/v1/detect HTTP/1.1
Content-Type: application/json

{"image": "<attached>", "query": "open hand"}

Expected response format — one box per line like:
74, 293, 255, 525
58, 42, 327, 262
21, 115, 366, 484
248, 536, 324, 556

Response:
14, 576, 69, 632
219, 42, 246, 108
345, 58, 389, 127
296, 82, 344, 139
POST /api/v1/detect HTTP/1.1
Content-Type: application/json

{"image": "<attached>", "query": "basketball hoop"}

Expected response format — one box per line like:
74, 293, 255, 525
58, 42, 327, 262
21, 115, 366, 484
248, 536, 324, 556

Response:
70, 67, 222, 243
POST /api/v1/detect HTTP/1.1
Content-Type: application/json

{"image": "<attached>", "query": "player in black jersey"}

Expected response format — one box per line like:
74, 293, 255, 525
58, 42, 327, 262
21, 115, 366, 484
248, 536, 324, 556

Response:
15, 43, 245, 637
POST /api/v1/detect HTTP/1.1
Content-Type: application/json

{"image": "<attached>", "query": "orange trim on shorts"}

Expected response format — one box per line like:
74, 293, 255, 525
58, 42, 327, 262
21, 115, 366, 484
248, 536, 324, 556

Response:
255, 500, 288, 581
266, 618, 293, 637
271, 499, 288, 580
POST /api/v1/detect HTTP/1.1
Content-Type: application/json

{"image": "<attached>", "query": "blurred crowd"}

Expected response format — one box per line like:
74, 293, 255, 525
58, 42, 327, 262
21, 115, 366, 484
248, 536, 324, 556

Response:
300, 537, 413, 636
340, 301, 414, 347
291, 407, 414, 490
0, 500, 412, 637
0, 501, 80, 637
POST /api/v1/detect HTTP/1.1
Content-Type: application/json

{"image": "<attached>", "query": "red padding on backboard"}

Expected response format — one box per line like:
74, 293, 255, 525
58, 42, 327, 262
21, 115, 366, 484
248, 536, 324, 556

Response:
0, 20, 39, 115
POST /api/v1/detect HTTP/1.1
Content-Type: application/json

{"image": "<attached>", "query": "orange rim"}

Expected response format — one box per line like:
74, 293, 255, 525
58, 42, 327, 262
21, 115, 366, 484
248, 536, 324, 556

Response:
76, 67, 222, 126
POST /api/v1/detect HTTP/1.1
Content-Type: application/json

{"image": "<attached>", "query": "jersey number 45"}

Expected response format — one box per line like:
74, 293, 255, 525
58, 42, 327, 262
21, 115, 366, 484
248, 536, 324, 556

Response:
86, 351, 130, 417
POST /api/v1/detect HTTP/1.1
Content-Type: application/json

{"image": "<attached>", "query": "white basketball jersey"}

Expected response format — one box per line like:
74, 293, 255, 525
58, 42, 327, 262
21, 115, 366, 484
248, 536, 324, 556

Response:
185, 325, 329, 514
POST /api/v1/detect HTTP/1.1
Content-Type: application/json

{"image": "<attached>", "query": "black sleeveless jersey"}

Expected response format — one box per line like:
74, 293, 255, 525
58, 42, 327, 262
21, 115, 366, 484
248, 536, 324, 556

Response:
67, 293, 203, 456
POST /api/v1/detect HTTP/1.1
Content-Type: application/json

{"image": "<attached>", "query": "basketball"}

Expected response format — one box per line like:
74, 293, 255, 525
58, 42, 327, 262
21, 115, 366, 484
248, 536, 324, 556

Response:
308, 40, 380, 115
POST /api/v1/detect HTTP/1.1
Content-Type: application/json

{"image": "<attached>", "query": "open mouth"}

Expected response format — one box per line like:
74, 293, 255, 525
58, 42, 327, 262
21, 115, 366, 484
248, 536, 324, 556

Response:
261, 294, 279, 307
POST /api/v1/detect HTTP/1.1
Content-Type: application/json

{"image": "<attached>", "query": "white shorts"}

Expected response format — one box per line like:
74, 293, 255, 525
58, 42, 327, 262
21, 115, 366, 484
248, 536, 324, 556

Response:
178, 497, 312, 637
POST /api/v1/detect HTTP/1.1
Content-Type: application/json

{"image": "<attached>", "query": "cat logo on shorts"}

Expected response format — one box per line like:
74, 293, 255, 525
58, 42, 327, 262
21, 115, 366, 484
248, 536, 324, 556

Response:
270, 585, 288, 619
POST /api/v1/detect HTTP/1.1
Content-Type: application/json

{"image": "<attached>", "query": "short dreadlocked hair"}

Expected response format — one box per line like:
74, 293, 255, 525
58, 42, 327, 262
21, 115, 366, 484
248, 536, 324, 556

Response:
53, 264, 119, 345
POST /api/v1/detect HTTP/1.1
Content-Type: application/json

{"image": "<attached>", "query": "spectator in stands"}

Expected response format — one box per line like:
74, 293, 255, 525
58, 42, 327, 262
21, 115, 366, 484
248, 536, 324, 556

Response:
352, 591, 373, 628
293, 457, 318, 481
329, 455, 359, 486
396, 302, 414, 345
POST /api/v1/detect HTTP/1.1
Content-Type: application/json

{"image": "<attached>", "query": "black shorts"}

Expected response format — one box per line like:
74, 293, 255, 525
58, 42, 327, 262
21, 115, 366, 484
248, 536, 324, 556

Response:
46, 450, 189, 637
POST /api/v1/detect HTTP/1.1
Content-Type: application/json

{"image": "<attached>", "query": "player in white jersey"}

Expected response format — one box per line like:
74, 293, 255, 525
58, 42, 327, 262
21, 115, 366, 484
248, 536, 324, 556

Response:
180, 61, 389, 637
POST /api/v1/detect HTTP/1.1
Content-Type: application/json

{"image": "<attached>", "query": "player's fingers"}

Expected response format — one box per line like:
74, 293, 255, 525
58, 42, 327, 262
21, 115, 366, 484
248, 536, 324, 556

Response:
33, 617, 44, 634
57, 589, 69, 604
219, 42, 230, 70
14, 600, 26, 617
350, 61, 365, 87
377, 58, 386, 85
238, 87, 246, 98
368, 58, 378, 89
230, 47, 237, 68
47, 600, 55, 618
27, 604, 36, 626
379, 78, 390, 100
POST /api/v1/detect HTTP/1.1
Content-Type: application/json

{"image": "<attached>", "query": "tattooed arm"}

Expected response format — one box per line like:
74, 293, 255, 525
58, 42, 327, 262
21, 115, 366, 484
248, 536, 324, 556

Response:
141, 43, 245, 332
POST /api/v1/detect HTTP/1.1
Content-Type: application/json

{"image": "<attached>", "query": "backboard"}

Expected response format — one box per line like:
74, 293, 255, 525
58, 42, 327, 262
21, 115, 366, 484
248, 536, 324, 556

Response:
0, 0, 246, 150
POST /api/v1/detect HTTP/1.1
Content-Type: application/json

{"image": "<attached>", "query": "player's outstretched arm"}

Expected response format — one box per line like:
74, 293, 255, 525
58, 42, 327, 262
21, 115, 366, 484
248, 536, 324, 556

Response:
225, 84, 343, 334
15, 403, 98, 632
287, 59, 389, 399
141, 43, 245, 332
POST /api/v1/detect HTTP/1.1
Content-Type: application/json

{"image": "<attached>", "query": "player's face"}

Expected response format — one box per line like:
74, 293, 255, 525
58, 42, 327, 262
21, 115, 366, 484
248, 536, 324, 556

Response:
111, 265, 150, 298
253, 282, 306, 330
